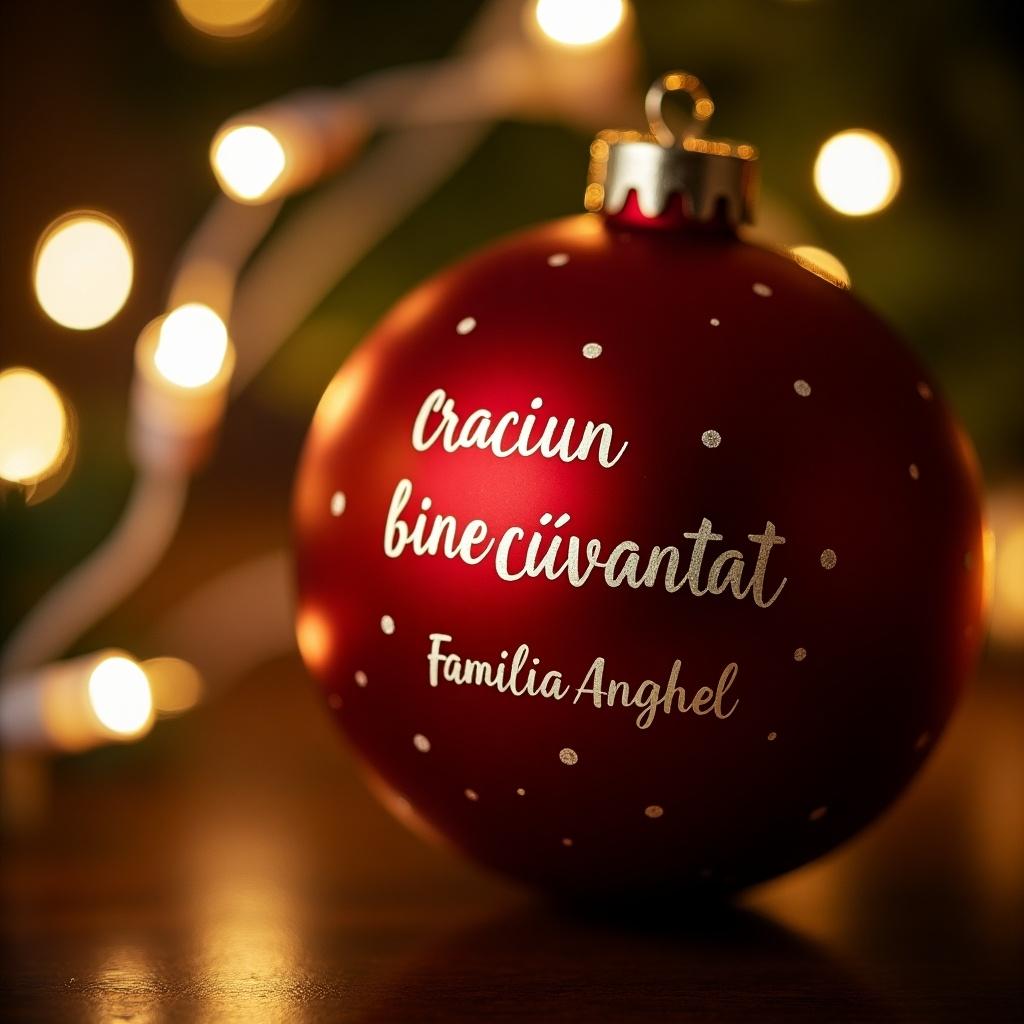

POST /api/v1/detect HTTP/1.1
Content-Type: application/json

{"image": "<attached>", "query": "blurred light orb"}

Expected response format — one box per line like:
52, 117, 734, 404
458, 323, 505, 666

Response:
814, 130, 901, 216
175, 0, 279, 38
87, 656, 154, 737
154, 303, 229, 388
143, 657, 204, 715
34, 213, 133, 330
211, 124, 287, 202
790, 245, 852, 288
533, 0, 625, 46
0, 368, 69, 484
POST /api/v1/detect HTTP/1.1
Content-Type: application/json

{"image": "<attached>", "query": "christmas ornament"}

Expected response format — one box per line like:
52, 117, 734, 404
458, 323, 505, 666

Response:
293, 73, 985, 893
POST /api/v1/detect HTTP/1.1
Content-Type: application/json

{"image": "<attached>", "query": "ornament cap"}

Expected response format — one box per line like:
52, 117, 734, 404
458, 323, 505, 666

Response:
586, 72, 758, 228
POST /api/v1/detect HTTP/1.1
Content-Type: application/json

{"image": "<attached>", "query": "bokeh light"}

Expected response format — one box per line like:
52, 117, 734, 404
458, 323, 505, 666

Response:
87, 655, 154, 738
154, 303, 230, 388
814, 130, 901, 216
533, 0, 626, 46
0, 368, 69, 485
33, 213, 133, 330
790, 245, 852, 288
211, 124, 287, 202
988, 488, 1024, 648
143, 657, 205, 715
175, 0, 281, 38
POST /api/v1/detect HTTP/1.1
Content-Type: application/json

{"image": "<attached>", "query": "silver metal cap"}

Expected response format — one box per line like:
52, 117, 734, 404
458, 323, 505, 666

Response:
586, 72, 758, 226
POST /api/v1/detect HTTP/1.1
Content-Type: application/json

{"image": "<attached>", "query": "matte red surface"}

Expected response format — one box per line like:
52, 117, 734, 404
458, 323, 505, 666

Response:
293, 212, 984, 893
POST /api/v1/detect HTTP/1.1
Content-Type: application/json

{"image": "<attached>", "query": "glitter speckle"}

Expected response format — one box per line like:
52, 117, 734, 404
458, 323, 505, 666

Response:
329, 491, 346, 516
380, 614, 395, 635
701, 429, 721, 449
547, 253, 570, 267
559, 747, 578, 766
582, 342, 603, 359
709, 317, 720, 327
820, 549, 838, 570
793, 379, 812, 397
793, 647, 807, 662
644, 805, 664, 819
914, 731, 931, 752
327, 693, 342, 710
917, 381, 933, 400
455, 316, 476, 335
515, 787, 526, 796
753, 282, 773, 297
767, 731, 778, 741
354, 670, 368, 688
809, 806, 828, 822
909, 463, 920, 480
561, 837, 574, 847
412, 733, 431, 753
464, 788, 479, 802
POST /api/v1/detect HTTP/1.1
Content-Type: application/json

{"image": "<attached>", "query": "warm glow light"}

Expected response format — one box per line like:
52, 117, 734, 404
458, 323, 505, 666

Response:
211, 124, 287, 202
143, 657, 204, 714
33, 213, 133, 330
175, 0, 280, 38
296, 606, 332, 673
154, 303, 229, 388
790, 245, 852, 288
87, 656, 154, 737
533, 0, 625, 46
814, 130, 901, 216
0, 368, 69, 484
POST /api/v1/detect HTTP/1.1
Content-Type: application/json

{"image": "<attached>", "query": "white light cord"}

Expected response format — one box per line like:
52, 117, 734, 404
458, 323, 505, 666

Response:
0, 473, 188, 677
149, 548, 294, 688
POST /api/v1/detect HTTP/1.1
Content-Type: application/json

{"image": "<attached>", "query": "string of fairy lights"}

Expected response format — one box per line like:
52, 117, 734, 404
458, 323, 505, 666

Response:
1, 0, 1020, 761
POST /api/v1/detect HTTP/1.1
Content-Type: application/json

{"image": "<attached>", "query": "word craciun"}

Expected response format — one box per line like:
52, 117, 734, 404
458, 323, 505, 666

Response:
412, 388, 628, 468
385, 479, 787, 607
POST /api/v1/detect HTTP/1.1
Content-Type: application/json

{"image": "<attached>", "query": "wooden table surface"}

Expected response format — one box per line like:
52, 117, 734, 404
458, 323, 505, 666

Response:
2, 657, 1021, 1023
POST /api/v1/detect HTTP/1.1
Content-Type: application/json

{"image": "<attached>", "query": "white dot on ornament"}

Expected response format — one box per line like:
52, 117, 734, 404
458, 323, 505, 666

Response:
820, 549, 838, 570
561, 837, 574, 847
464, 788, 479, 802
752, 282, 773, 298
917, 381, 933, 400
516, 787, 526, 796
456, 317, 476, 335
354, 670, 368, 687
793, 647, 807, 662
559, 747, 578, 765
547, 253, 570, 267
644, 805, 664, 819
381, 614, 396, 635
582, 342, 603, 359
329, 491, 346, 516
809, 806, 828, 822
793, 379, 812, 397
540, 512, 553, 525
909, 463, 920, 480
413, 733, 431, 753
701, 429, 721, 449
767, 731, 778, 741
327, 693, 342, 710
554, 513, 571, 528
709, 318, 720, 327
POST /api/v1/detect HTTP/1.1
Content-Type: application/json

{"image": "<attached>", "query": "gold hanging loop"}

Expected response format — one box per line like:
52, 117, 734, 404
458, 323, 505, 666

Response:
644, 71, 715, 147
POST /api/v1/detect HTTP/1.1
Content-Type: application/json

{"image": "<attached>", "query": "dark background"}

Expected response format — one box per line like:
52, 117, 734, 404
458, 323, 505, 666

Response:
2, 2, 1022, 1021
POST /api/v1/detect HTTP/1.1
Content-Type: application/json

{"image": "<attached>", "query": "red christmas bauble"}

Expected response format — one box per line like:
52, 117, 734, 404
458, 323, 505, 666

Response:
293, 106, 984, 894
